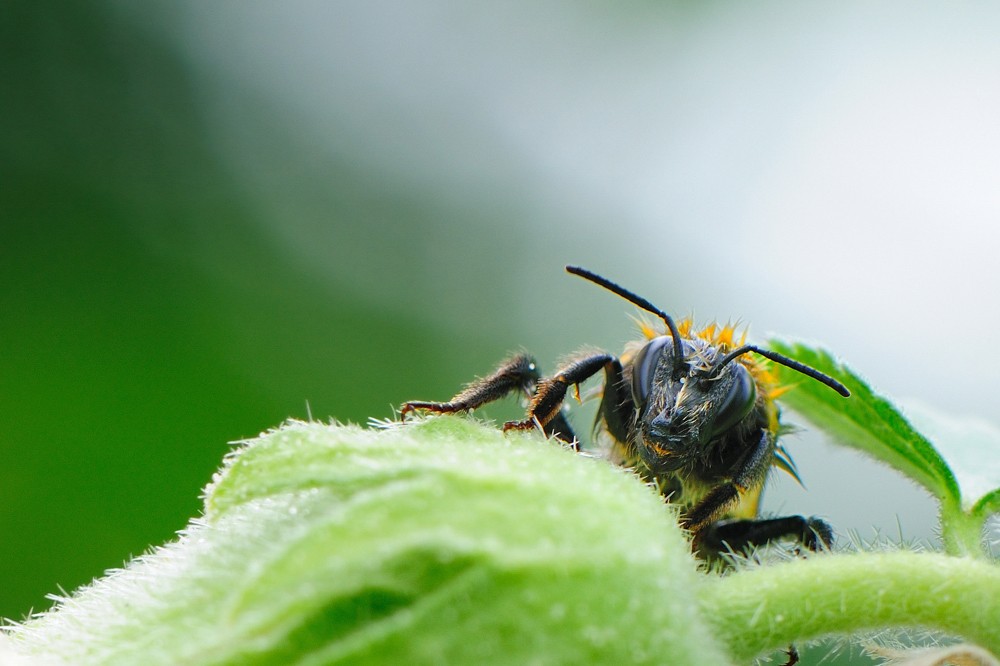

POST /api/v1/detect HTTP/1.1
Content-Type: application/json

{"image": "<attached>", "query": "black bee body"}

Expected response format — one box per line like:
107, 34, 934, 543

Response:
602, 330, 781, 548
402, 266, 849, 557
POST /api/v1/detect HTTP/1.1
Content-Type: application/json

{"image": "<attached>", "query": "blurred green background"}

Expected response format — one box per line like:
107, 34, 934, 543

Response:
3, 2, 999, 664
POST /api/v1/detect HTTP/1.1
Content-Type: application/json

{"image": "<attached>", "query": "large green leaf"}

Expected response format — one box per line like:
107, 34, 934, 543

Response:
5, 418, 729, 665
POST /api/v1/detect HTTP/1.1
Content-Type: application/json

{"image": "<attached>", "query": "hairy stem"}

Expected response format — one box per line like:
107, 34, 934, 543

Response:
700, 551, 1000, 662
940, 500, 989, 559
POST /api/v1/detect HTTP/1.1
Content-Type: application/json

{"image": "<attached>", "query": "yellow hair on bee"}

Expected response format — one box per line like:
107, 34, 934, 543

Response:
688, 320, 742, 351
629, 314, 660, 341
717, 324, 735, 347
767, 384, 794, 401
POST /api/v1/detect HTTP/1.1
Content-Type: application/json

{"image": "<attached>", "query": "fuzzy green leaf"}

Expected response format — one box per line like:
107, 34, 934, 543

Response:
4, 418, 730, 665
766, 341, 961, 512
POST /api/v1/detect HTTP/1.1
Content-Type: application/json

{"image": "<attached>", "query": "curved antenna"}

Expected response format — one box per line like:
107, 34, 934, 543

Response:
565, 265, 688, 378
705, 344, 850, 397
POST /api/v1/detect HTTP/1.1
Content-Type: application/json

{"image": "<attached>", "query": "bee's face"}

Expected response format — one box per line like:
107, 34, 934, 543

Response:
630, 335, 758, 474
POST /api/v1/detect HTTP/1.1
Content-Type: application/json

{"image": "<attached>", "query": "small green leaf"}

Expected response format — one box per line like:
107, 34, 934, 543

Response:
766, 341, 961, 512
973, 489, 1000, 522
901, 398, 1000, 517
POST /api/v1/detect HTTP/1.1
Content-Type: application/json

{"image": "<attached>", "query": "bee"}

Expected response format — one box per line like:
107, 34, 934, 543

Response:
401, 265, 850, 557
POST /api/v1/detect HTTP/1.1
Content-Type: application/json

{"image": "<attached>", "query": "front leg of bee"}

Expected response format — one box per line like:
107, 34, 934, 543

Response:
503, 353, 617, 435
401, 354, 539, 417
684, 431, 833, 554
682, 430, 775, 533
699, 515, 834, 555
400, 353, 578, 445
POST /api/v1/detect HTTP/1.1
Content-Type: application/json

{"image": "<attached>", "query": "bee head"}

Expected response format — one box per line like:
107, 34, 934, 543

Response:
565, 264, 851, 476
630, 336, 760, 474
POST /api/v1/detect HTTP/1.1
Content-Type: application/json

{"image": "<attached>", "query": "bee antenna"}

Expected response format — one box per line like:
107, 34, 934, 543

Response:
566, 265, 688, 378
707, 344, 851, 397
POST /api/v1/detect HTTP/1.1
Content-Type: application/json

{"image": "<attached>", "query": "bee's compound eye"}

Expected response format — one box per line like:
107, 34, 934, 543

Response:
709, 363, 757, 438
630, 336, 673, 411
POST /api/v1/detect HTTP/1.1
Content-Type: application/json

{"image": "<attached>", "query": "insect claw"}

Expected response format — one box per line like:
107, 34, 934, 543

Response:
502, 419, 534, 433
399, 401, 459, 421
503, 413, 549, 434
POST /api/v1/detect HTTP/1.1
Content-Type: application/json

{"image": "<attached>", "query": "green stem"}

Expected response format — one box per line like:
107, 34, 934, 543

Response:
700, 551, 1000, 662
940, 499, 988, 559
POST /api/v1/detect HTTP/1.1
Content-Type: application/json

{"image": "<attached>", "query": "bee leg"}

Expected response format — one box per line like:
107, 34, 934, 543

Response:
681, 431, 833, 556
503, 353, 617, 438
400, 354, 579, 446
540, 410, 578, 447
698, 515, 834, 555
401, 353, 540, 418
683, 429, 835, 552
682, 430, 776, 533
597, 358, 634, 444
